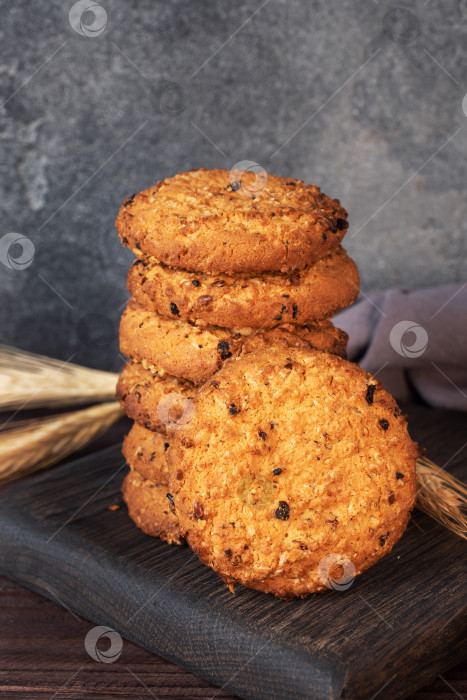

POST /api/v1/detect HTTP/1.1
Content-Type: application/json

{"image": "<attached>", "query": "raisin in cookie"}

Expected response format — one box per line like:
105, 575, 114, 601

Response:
120, 299, 348, 385
127, 247, 359, 330
116, 361, 196, 433
116, 169, 349, 275
122, 422, 170, 483
122, 470, 183, 545
167, 347, 420, 599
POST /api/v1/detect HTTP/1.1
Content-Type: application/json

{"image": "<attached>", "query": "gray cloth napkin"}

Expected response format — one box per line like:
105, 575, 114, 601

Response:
336, 284, 467, 411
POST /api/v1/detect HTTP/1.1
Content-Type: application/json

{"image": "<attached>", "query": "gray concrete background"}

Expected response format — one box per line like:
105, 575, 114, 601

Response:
0, 0, 466, 370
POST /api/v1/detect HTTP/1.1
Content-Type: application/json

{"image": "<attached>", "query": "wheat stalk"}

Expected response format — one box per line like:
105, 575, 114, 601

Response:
0, 402, 123, 484
0, 345, 119, 411
416, 456, 467, 540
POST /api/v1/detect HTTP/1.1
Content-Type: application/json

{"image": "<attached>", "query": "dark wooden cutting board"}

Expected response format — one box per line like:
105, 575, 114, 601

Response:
0, 404, 465, 700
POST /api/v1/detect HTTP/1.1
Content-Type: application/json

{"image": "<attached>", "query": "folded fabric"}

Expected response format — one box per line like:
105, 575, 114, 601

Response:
336, 284, 467, 412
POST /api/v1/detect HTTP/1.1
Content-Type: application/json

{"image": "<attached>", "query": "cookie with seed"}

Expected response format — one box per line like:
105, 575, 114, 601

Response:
127, 247, 359, 330
120, 299, 348, 385
116, 169, 349, 275
122, 422, 170, 483
167, 347, 420, 599
122, 470, 184, 545
116, 361, 196, 433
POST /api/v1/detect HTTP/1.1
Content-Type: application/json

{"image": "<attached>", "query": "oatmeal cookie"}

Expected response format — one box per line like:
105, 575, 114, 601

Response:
116, 361, 196, 433
167, 347, 420, 599
116, 169, 349, 274
127, 247, 359, 329
120, 299, 348, 385
122, 422, 170, 483
122, 470, 183, 545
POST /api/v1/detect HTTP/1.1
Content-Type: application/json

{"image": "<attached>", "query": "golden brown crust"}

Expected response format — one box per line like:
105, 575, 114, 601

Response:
115, 169, 349, 275
167, 347, 420, 599
127, 247, 359, 329
122, 471, 184, 545
120, 299, 348, 385
116, 361, 196, 433
122, 422, 170, 482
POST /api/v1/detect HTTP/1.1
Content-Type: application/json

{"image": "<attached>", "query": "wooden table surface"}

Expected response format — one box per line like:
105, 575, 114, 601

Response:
1, 574, 466, 699
1, 410, 466, 699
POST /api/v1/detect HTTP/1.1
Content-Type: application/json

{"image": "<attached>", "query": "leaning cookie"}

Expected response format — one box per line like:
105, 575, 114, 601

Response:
122, 471, 184, 545
116, 169, 349, 275
167, 347, 420, 600
120, 299, 348, 385
116, 361, 196, 433
127, 247, 359, 330
122, 422, 170, 483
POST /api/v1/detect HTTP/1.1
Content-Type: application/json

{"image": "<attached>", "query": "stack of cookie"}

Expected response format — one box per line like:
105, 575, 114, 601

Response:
115, 169, 360, 548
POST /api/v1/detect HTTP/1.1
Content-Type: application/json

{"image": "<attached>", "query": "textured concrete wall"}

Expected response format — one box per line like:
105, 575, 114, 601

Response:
0, 1, 466, 370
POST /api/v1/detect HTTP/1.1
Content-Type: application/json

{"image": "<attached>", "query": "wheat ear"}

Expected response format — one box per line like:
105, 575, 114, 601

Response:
416, 456, 467, 540
0, 345, 119, 411
0, 402, 123, 484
